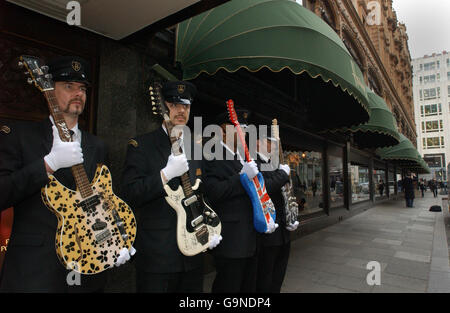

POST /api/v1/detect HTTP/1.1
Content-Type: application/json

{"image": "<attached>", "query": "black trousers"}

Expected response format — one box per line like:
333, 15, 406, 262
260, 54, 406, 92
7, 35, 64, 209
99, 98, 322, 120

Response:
256, 242, 290, 293
212, 254, 258, 293
136, 267, 203, 293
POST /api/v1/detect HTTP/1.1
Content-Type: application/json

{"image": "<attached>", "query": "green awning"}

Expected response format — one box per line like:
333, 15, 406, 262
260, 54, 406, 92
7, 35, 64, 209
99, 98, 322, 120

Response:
335, 88, 400, 148
376, 134, 430, 173
176, 0, 370, 129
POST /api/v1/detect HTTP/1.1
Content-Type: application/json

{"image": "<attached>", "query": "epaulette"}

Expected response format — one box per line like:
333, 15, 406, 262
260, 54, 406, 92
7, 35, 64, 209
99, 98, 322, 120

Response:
0, 125, 11, 134
128, 138, 138, 148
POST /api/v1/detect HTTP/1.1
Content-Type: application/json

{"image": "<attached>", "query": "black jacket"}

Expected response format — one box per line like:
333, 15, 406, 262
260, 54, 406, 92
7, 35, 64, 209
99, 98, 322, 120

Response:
121, 126, 203, 273
0, 118, 107, 292
402, 177, 415, 199
202, 141, 259, 258
256, 154, 290, 247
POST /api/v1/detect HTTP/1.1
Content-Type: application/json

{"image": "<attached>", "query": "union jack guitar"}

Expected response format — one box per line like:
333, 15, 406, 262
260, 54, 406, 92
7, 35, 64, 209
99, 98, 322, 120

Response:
226, 100, 277, 233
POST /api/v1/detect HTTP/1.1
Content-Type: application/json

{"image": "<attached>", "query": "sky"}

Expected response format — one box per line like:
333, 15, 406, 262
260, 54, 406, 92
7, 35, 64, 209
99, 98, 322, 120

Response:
391, 0, 450, 59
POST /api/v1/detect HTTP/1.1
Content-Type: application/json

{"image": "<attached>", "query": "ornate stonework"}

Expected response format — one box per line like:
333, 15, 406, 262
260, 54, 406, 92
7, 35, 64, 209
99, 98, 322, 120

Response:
304, 0, 416, 145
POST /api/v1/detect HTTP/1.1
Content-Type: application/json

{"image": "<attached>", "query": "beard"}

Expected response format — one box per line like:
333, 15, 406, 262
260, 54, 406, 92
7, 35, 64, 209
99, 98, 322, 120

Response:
63, 98, 85, 116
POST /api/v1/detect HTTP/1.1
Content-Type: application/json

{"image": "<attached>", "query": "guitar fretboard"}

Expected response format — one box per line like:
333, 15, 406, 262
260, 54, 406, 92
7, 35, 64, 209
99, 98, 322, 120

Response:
44, 90, 93, 199
165, 121, 194, 198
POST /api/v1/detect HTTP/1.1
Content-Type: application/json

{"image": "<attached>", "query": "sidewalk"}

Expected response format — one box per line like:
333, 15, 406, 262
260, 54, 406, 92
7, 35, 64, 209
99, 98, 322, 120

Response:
203, 192, 450, 293
281, 192, 450, 293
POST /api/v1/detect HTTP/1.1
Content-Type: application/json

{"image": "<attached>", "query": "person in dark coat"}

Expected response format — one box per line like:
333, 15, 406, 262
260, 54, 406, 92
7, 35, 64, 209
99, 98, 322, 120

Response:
403, 174, 415, 207
419, 179, 425, 197
378, 180, 384, 196
255, 134, 295, 293
0, 56, 111, 292
121, 81, 215, 292
202, 109, 265, 293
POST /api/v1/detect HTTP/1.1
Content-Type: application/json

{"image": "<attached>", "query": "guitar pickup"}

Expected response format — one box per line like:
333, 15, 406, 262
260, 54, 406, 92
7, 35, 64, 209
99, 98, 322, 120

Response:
95, 229, 111, 244
191, 215, 204, 228
183, 195, 198, 207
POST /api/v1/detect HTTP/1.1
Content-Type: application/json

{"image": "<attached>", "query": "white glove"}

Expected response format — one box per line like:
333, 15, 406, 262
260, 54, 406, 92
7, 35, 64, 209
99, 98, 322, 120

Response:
279, 164, 290, 176
240, 160, 259, 179
265, 217, 279, 234
208, 234, 222, 249
115, 246, 136, 267
162, 153, 189, 182
44, 126, 83, 172
286, 221, 299, 232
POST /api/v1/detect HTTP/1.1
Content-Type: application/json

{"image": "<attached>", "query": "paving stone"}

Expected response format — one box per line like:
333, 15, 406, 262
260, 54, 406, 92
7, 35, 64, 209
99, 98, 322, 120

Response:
394, 251, 431, 263
372, 238, 403, 246
371, 284, 421, 293
407, 224, 435, 233
377, 272, 427, 292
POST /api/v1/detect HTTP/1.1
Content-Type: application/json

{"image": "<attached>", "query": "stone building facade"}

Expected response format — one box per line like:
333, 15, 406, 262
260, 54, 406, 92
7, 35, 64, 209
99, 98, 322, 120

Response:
303, 0, 416, 144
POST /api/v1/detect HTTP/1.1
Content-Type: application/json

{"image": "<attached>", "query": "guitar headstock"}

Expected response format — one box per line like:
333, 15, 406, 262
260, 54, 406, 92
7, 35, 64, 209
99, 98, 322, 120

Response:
19, 55, 54, 92
226, 99, 239, 127
271, 119, 280, 141
149, 82, 170, 122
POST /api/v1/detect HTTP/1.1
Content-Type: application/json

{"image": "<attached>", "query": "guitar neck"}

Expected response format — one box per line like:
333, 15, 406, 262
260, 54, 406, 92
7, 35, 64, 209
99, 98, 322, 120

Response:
44, 90, 93, 199
234, 123, 251, 162
278, 139, 285, 164
164, 121, 194, 197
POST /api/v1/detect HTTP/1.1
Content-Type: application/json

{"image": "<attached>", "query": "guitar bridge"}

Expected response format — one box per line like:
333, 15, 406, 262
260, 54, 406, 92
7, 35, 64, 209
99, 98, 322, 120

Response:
95, 229, 111, 244
195, 226, 209, 245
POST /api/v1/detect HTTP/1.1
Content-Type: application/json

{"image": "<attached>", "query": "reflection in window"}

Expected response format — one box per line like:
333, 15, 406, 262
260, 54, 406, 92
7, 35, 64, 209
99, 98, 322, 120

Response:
374, 169, 386, 200
329, 155, 344, 208
388, 171, 395, 195
285, 150, 323, 216
350, 164, 370, 203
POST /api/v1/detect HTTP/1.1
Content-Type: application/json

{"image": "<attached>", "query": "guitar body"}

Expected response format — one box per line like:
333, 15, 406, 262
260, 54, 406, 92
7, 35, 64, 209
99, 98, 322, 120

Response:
164, 178, 221, 256
41, 164, 137, 274
240, 172, 276, 233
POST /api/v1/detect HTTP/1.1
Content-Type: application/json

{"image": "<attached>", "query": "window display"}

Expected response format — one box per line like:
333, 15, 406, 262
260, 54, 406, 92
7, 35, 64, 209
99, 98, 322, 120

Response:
374, 169, 387, 200
329, 154, 344, 208
350, 164, 370, 203
286, 150, 323, 215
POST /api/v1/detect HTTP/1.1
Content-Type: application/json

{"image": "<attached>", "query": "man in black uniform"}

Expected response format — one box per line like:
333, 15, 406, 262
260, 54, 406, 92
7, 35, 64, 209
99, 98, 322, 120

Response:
255, 133, 297, 293
0, 56, 113, 292
121, 81, 213, 292
202, 109, 259, 292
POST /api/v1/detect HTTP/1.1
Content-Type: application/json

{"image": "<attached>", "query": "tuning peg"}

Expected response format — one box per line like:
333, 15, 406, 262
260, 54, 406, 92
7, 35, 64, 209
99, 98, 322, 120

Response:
41, 66, 49, 71
27, 78, 33, 84
45, 74, 52, 79
18, 61, 24, 68
24, 71, 30, 75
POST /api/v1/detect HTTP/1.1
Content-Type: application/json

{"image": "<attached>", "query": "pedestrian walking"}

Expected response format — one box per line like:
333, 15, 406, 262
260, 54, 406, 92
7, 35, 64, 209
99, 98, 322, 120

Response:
403, 174, 415, 207
419, 179, 425, 198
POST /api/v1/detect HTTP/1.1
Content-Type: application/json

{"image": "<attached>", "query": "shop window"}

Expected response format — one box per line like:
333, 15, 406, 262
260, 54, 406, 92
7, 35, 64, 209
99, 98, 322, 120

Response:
388, 171, 395, 195
350, 164, 370, 203
329, 154, 344, 208
373, 169, 386, 200
286, 150, 323, 216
